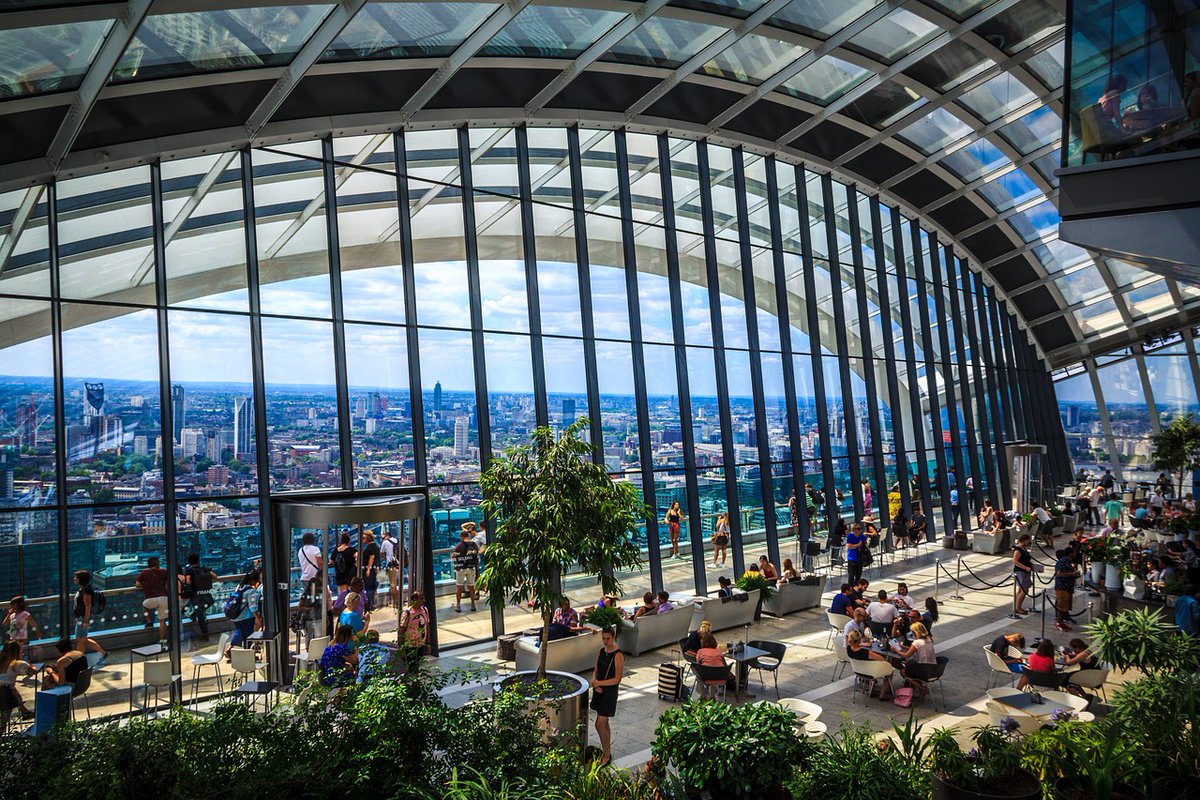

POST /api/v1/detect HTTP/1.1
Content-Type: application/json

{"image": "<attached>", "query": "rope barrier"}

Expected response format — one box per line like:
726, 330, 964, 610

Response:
958, 558, 1018, 590
936, 560, 1014, 592
1031, 586, 1093, 620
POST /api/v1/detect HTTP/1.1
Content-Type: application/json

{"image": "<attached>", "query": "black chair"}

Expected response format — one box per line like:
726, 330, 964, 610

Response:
1023, 667, 1067, 690
70, 667, 93, 722
746, 640, 787, 699
906, 656, 948, 710
678, 636, 696, 665
690, 663, 731, 701
803, 541, 822, 572
868, 620, 891, 640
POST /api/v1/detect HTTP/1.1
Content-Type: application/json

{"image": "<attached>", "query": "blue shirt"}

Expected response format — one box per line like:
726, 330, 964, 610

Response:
845, 531, 865, 562
339, 609, 365, 633
831, 593, 852, 615
1175, 594, 1199, 635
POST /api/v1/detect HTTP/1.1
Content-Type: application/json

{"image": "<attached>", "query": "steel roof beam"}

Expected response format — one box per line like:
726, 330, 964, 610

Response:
0, 186, 45, 273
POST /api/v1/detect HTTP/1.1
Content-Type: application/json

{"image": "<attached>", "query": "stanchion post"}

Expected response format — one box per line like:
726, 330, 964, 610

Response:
949, 556, 964, 601
1008, 571, 1022, 619
1039, 588, 1047, 642
934, 558, 940, 603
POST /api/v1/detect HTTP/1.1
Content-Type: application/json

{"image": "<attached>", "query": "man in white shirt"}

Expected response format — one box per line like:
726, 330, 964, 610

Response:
379, 529, 399, 609
1089, 485, 1105, 525
1149, 489, 1165, 517
843, 607, 869, 639
867, 590, 899, 629
1031, 502, 1052, 525
298, 531, 322, 585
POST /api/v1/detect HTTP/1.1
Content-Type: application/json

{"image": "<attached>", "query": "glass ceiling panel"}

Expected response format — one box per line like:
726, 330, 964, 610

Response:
995, 105, 1060, 154
846, 8, 941, 66
778, 53, 871, 104
1127, 279, 1173, 319
923, 1, 997, 22
113, 6, 331, 83
972, 0, 1062, 56
768, 0, 882, 39
1025, 40, 1065, 90
905, 38, 992, 92
670, 0, 767, 18
940, 139, 1010, 181
959, 72, 1037, 123
1054, 264, 1108, 305
1108, 259, 1156, 287
1074, 297, 1123, 336
0, 20, 112, 99
976, 169, 1041, 211
841, 80, 926, 128
1034, 239, 1091, 274
897, 106, 974, 153
323, 2, 496, 61
481, 5, 623, 58
1008, 198, 1059, 242
702, 33, 808, 85
1032, 152, 1059, 184
603, 15, 726, 69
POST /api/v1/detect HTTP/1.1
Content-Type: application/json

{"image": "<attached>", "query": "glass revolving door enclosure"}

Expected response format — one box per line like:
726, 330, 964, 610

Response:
1005, 443, 1047, 515
271, 491, 429, 676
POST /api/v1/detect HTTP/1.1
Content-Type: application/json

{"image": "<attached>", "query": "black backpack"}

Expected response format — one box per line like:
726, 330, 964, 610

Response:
91, 588, 106, 614
190, 566, 214, 592
333, 547, 352, 576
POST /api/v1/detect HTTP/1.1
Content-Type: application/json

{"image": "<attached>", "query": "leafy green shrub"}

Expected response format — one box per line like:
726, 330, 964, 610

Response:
1107, 671, 1200, 785
581, 604, 624, 634
735, 571, 776, 601
652, 700, 806, 798
929, 724, 1034, 796
787, 722, 928, 800
1084, 607, 1200, 674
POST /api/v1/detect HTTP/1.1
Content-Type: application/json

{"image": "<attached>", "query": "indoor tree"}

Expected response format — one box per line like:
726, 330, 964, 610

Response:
1150, 413, 1200, 495
477, 418, 646, 678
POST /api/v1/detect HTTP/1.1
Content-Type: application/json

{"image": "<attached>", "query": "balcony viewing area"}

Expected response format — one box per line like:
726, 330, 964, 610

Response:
1, 2, 1199, 799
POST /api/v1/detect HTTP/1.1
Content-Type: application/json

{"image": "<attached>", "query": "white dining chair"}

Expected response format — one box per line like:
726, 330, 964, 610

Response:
831, 635, 853, 681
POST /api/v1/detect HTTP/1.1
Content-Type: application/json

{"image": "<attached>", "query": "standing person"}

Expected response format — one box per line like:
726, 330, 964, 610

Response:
1088, 483, 1105, 525
136, 556, 170, 643
398, 591, 430, 671
360, 530, 380, 612
0, 641, 35, 724
1054, 548, 1080, 633
861, 480, 873, 515
664, 501, 683, 559
225, 569, 262, 658
379, 528, 400, 609
1012, 533, 1035, 615
1104, 492, 1124, 529
4, 596, 40, 648
788, 490, 799, 540
590, 626, 624, 767
452, 526, 480, 613
332, 532, 358, 593
712, 512, 730, 567
891, 508, 909, 549
845, 522, 866, 585
298, 531, 324, 614
71, 571, 107, 664
180, 553, 214, 642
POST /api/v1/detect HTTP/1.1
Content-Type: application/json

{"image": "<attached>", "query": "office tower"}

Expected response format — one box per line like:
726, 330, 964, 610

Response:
454, 415, 468, 456
171, 385, 186, 444
16, 396, 37, 447
233, 396, 254, 458
433, 382, 442, 415
181, 428, 205, 459
83, 382, 105, 422
562, 398, 576, 423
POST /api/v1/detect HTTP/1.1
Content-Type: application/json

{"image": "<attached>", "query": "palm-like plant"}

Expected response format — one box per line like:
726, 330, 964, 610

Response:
477, 418, 647, 678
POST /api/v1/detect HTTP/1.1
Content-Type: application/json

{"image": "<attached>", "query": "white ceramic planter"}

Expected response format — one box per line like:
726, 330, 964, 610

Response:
1104, 563, 1122, 592
1090, 562, 1104, 584
1123, 576, 1146, 600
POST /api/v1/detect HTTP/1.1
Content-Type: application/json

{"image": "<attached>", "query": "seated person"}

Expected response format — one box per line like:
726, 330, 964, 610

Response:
779, 558, 799, 581
830, 584, 855, 617
356, 630, 392, 683
1131, 503, 1151, 529
319, 624, 358, 687
693, 632, 730, 698
845, 631, 895, 700
0, 641, 35, 722
1019, 638, 1059, 690
892, 608, 922, 641
655, 591, 675, 614
891, 622, 936, 685
632, 592, 658, 619
867, 590, 899, 630
850, 578, 870, 608
890, 582, 914, 611
907, 507, 928, 545
990, 632, 1026, 673
1063, 638, 1097, 670
681, 620, 712, 658
715, 576, 734, 599
843, 607, 869, 639
861, 515, 880, 537
921, 598, 939, 632
42, 639, 87, 690
548, 597, 582, 640
758, 556, 779, 583
337, 592, 367, 634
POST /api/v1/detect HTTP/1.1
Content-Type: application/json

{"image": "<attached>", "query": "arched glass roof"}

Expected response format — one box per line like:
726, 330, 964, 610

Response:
0, 0, 1191, 367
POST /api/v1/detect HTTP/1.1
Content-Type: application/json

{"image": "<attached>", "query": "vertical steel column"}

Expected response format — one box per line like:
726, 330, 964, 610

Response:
765, 157, 812, 555
458, 128, 501, 636
909, 226, 948, 540
963, 269, 998, 504
733, 151, 780, 568
241, 148, 286, 673
891, 210, 930, 523
797, 167, 838, 530
566, 127, 605, 464
1004, 311, 1035, 441
149, 162, 183, 694
975, 274, 1011, 502
658, 134, 708, 594
870, 198, 911, 539
1133, 348, 1160, 434
696, 141, 744, 578
945, 252, 983, 526
47, 183, 71, 639
987, 291, 1017, 444
847, 190, 888, 525
321, 138, 355, 491
1087, 359, 1124, 483
820, 175, 863, 517
615, 130, 663, 594
514, 126, 550, 430
927, 239, 968, 534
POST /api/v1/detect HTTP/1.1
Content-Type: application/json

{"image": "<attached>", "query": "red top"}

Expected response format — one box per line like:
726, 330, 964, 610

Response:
137, 567, 168, 598
1027, 653, 1056, 673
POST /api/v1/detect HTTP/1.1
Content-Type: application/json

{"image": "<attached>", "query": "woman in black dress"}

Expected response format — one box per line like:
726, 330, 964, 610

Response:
590, 626, 624, 766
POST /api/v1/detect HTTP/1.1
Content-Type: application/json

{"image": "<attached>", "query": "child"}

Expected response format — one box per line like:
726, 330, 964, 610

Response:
3, 596, 40, 648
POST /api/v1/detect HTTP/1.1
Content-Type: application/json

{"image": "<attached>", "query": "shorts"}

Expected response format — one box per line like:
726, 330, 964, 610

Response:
455, 568, 478, 587
1055, 589, 1073, 616
1014, 571, 1031, 590
1007, 663, 1023, 673
73, 620, 89, 639
142, 596, 170, 617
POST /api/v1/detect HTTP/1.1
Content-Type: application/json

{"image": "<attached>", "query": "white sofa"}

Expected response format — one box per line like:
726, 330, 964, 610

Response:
514, 627, 601, 675
763, 577, 826, 617
972, 527, 1010, 554
620, 600, 696, 657
689, 589, 760, 633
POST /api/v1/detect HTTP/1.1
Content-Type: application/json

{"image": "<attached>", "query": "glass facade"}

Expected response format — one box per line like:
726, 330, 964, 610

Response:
0, 125, 1064, 652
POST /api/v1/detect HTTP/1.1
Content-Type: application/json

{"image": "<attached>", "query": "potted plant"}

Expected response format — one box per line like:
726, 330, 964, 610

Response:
1047, 723, 1145, 800
1107, 671, 1200, 798
1103, 538, 1130, 592
580, 604, 623, 634
1121, 561, 1148, 601
929, 723, 1041, 800
477, 419, 646, 747
1081, 537, 1107, 585
789, 716, 929, 800
1162, 575, 1192, 607
1150, 413, 1200, 498
653, 700, 807, 800
736, 571, 776, 620
1084, 607, 1200, 675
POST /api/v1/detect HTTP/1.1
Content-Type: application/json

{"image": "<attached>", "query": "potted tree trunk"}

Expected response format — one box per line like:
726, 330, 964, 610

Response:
477, 418, 645, 751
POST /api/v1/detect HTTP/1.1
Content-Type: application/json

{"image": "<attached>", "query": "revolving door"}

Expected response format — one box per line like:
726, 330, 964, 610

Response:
1004, 443, 1047, 515
270, 490, 430, 679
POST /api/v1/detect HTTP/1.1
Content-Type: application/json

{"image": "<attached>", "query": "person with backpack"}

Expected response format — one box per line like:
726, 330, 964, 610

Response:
379, 528, 400, 609
179, 553, 215, 642
332, 532, 357, 592
360, 530, 380, 612
135, 556, 170, 644
224, 569, 262, 659
71, 570, 107, 665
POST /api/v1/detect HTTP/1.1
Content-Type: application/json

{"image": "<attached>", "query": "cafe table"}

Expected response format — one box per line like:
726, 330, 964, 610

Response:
726, 644, 769, 698
993, 691, 1072, 720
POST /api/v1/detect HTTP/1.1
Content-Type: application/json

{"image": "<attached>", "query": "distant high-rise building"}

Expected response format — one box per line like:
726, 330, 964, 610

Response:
83, 382, 105, 422
16, 396, 37, 447
562, 398, 576, 423
433, 382, 443, 415
171, 385, 186, 444
181, 428, 205, 459
233, 396, 254, 458
454, 416, 469, 456
368, 391, 387, 419
206, 465, 229, 486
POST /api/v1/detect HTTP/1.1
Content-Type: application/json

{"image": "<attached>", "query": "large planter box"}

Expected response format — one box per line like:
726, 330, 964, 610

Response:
972, 528, 1010, 554
762, 576, 826, 617
619, 600, 696, 656
689, 589, 760, 633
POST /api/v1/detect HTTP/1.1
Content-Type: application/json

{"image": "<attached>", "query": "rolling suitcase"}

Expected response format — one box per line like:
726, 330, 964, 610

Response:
657, 661, 685, 701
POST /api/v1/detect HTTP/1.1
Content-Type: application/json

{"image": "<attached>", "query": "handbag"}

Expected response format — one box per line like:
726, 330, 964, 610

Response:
893, 687, 914, 708
860, 547, 874, 566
